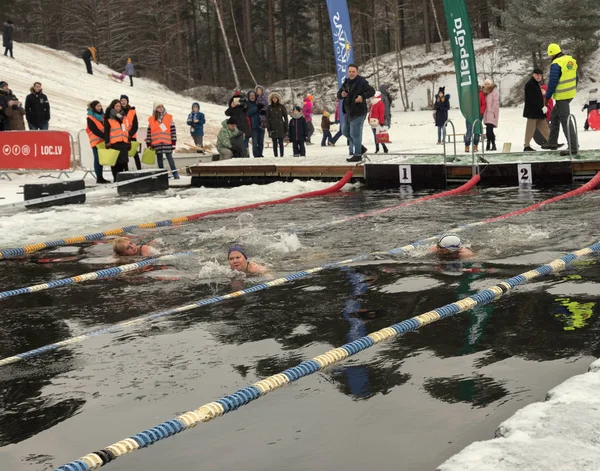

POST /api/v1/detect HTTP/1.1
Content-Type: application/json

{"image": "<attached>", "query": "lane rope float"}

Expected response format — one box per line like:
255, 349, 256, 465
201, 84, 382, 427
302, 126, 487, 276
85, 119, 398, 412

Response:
2, 172, 599, 366
52, 241, 600, 471
0, 175, 480, 299
0, 171, 354, 260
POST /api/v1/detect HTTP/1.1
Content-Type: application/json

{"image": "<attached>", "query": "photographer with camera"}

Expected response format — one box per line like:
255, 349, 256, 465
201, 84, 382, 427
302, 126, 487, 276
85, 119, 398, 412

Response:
225, 91, 251, 152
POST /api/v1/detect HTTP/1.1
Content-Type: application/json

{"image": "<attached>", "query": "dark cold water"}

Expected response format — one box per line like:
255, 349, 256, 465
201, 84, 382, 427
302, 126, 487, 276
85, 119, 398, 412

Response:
0, 184, 599, 471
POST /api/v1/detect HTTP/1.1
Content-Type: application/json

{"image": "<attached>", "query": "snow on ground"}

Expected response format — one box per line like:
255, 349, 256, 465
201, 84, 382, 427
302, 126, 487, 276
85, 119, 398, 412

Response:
438, 358, 600, 471
0, 41, 227, 148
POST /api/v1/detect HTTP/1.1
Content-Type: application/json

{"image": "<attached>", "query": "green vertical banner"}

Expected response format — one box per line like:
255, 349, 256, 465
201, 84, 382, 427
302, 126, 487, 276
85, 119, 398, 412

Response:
442, 0, 480, 131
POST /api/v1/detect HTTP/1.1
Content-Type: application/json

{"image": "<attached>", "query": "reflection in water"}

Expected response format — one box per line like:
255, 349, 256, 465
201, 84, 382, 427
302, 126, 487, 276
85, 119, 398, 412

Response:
423, 375, 509, 408
554, 297, 596, 331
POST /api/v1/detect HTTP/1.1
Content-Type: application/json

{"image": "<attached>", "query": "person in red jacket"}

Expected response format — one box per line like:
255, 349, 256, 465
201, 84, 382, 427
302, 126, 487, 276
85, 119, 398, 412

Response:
368, 91, 388, 153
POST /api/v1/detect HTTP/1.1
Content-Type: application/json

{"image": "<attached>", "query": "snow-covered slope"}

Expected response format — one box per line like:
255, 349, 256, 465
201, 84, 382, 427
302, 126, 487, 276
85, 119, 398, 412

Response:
0, 42, 226, 149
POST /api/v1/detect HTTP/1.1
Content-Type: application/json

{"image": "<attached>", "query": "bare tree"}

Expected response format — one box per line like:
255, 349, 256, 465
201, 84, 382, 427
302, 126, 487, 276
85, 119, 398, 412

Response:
212, 0, 240, 89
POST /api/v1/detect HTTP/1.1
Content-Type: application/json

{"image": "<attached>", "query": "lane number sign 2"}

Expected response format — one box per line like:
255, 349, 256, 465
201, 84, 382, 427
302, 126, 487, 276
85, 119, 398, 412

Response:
399, 165, 412, 184
518, 164, 532, 184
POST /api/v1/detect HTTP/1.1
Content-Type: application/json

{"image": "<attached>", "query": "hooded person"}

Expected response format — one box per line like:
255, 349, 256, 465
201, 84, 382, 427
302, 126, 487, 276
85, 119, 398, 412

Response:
3, 19, 13, 58
86, 100, 109, 184
119, 94, 141, 170
255, 85, 269, 129
368, 91, 388, 153
434, 86, 450, 144
247, 90, 265, 157
25, 82, 51, 130
103, 99, 130, 181
225, 90, 251, 149
146, 101, 179, 178
124, 58, 135, 87
302, 94, 314, 144
288, 105, 308, 157
379, 84, 393, 127
187, 102, 206, 148
266, 92, 288, 157
217, 116, 247, 160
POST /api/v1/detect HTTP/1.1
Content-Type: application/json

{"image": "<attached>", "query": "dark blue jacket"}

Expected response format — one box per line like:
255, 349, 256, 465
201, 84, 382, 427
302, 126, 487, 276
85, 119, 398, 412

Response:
434, 94, 450, 127
186, 102, 205, 136
246, 98, 262, 131
288, 115, 307, 142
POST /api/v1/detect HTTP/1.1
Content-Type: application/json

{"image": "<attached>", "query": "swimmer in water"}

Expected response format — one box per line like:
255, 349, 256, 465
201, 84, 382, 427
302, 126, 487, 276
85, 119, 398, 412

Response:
112, 237, 159, 257
429, 234, 474, 259
228, 245, 269, 275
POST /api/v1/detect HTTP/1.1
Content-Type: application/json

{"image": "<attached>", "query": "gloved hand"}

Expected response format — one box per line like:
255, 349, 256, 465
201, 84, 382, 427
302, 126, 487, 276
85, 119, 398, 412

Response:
542, 106, 548, 114
105, 143, 111, 149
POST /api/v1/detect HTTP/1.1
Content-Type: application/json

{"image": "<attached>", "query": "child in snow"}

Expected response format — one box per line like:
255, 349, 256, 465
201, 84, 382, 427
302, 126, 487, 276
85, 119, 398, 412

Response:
582, 88, 598, 131
288, 106, 307, 157
187, 102, 206, 148
368, 91, 388, 153
321, 110, 333, 146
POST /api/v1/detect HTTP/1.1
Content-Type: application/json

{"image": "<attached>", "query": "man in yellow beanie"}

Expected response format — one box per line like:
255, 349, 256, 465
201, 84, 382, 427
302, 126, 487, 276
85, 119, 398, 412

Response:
544, 43, 578, 156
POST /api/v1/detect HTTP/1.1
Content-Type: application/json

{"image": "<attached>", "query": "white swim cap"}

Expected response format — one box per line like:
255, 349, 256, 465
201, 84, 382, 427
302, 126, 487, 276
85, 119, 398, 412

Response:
437, 234, 462, 252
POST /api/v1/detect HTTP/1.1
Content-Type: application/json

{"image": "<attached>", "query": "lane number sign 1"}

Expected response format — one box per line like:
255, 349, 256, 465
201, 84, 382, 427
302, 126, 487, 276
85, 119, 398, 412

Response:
399, 165, 412, 184
518, 163, 532, 184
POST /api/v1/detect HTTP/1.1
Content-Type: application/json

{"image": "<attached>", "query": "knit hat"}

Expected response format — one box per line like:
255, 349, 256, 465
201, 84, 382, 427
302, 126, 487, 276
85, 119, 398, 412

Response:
438, 87, 445, 94
120, 94, 129, 102
153, 101, 163, 111
306, 94, 314, 101
226, 117, 237, 125
484, 79, 492, 87
228, 245, 247, 259
293, 105, 302, 112
0, 81, 7, 89
323, 110, 330, 117
532, 68, 543, 75
374, 91, 382, 98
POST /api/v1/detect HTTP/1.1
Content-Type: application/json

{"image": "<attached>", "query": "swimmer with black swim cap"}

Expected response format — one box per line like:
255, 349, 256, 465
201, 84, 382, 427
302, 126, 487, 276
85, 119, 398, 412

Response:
228, 245, 269, 275
430, 234, 474, 259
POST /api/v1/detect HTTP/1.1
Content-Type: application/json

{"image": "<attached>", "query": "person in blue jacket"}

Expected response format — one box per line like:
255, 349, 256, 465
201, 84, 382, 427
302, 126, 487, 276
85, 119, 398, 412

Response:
247, 90, 264, 157
186, 102, 206, 148
288, 106, 307, 157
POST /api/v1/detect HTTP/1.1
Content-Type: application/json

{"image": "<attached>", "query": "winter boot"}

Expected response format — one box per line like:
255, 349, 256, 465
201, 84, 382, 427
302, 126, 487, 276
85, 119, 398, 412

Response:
465, 145, 470, 153
383, 144, 388, 153
486, 140, 491, 151
491, 140, 497, 151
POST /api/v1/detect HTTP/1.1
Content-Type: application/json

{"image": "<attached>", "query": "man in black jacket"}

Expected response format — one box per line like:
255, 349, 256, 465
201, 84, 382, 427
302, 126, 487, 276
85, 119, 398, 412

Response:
523, 68, 551, 151
3, 20, 13, 58
337, 64, 375, 162
25, 82, 51, 130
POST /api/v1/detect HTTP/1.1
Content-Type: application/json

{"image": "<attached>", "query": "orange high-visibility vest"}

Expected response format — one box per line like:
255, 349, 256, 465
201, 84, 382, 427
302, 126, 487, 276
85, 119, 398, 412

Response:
124, 108, 137, 139
108, 118, 129, 145
86, 115, 104, 148
148, 114, 173, 146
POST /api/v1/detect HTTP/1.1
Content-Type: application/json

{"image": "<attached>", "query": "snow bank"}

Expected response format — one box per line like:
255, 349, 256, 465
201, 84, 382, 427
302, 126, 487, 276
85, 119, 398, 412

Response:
438, 358, 600, 471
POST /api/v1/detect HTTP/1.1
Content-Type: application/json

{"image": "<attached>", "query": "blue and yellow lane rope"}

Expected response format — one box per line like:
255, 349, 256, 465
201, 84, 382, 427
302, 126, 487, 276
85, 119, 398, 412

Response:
0, 250, 201, 300
53, 242, 600, 471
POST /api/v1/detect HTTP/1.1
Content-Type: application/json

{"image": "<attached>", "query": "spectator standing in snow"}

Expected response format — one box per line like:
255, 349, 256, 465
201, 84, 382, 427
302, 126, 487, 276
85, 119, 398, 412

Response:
582, 88, 598, 131
4, 89, 25, 130
302, 94, 314, 144
545, 43, 578, 155
483, 79, 499, 151
146, 102, 179, 179
217, 117, 247, 159
321, 110, 333, 146
329, 100, 343, 146
187, 102, 206, 148
25, 82, 50, 130
523, 68, 551, 151
124, 58, 135, 87
379, 84, 393, 128
255, 85, 269, 130
86, 100, 109, 183
368, 91, 388, 153
0, 81, 9, 131
337, 63, 375, 162
82, 46, 98, 75
247, 90, 265, 157
104, 99, 130, 181
3, 19, 13, 58
434, 87, 450, 145
288, 106, 307, 157
266, 92, 288, 157
465, 85, 485, 153
120, 95, 141, 170
225, 91, 251, 150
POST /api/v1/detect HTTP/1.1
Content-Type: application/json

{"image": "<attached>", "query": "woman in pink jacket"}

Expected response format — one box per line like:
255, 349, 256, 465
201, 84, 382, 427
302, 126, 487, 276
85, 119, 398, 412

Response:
483, 79, 500, 151
302, 94, 314, 144
368, 91, 388, 153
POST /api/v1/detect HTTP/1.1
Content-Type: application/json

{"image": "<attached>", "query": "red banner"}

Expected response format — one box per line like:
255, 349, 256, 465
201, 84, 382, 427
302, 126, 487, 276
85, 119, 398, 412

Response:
0, 131, 72, 170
